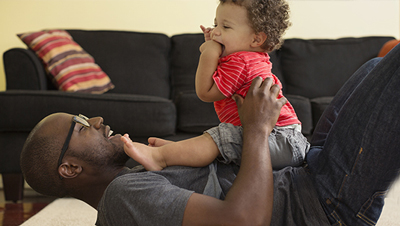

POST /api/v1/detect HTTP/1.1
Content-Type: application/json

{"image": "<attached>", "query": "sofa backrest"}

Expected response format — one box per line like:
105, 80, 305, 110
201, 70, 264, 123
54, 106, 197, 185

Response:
170, 34, 220, 133
275, 37, 395, 99
169, 34, 394, 134
67, 30, 172, 99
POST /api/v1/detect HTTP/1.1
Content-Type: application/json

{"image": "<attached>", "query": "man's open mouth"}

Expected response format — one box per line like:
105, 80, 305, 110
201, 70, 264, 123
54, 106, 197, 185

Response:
106, 126, 114, 139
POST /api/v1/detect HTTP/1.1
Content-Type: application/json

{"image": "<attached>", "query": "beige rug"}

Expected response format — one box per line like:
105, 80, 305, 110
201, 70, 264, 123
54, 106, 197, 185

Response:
21, 178, 400, 226
21, 198, 97, 226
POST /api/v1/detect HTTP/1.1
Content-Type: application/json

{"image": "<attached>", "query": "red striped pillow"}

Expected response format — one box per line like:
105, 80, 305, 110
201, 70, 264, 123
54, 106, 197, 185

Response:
18, 30, 114, 93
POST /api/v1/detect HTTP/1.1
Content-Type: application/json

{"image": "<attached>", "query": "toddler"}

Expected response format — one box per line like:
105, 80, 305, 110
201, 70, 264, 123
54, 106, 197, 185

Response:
124, 0, 309, 170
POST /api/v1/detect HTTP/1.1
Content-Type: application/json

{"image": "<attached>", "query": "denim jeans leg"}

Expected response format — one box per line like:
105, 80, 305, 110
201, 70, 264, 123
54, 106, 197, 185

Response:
306, 44, 400, 225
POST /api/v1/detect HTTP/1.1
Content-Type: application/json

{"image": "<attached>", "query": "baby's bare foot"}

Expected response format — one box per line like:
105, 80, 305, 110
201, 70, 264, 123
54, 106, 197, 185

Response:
148, 137, 174, 147
122, 134, 164, 171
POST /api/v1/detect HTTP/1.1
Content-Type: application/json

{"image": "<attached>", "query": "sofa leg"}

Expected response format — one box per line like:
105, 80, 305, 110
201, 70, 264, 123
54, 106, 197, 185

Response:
2, 173, 24, 202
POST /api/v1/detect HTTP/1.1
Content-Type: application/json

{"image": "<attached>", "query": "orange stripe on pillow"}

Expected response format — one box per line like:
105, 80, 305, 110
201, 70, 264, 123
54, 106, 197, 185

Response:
61, 73, 113, 92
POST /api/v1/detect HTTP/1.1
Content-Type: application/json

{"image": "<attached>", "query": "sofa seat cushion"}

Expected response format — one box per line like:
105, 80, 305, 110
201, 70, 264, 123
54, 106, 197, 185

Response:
175, 91, 220, 133
0, 90, 176, 137
310, 96, 334, 128
285, 94, 312, 135
18, 30, 114, 93
175, 91, 313, 136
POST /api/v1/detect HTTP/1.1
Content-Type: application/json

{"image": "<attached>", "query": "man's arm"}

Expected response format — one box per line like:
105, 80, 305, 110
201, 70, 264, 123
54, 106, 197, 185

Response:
182, 77, 286, 226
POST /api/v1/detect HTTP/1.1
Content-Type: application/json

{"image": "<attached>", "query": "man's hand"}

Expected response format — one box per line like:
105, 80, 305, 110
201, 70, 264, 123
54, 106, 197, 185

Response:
233, 77, 287, 133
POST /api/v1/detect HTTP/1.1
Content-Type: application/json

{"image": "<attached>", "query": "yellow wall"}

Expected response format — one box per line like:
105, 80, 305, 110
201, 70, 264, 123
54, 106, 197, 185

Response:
1, 0, 399, 91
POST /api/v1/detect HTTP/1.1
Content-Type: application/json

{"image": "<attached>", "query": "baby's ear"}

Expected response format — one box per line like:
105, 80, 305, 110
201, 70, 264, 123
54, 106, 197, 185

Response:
252, 32, 267, 48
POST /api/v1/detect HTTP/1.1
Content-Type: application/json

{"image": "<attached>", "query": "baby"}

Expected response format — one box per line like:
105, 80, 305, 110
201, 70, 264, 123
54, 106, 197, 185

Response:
123, 0, 309, 170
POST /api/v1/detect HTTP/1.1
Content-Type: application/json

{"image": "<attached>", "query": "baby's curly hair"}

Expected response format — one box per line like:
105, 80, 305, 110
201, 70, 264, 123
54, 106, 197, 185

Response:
220, 0, 291, 52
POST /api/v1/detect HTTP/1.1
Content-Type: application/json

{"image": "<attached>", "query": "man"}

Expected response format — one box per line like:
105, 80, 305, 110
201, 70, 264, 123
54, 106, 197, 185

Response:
21, 43, 400, 225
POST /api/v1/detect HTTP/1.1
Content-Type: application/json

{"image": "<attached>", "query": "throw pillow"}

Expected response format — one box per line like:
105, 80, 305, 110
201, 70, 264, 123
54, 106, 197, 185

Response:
18, 30, 114, 93
378, 39, 400, 57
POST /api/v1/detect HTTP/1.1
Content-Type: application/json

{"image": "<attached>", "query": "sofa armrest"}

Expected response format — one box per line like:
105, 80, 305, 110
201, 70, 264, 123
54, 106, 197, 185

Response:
3, 48, 48, 90
0, 90, 176, 137
285, 94, 313, 136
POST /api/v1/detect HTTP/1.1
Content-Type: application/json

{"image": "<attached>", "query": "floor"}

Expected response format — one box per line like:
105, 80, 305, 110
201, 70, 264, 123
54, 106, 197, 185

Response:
0, 188, 56, 226
0, 180, 398, 225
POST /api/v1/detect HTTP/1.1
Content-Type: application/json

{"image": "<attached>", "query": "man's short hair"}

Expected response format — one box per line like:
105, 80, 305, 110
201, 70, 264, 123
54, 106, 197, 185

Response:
20, 125, 67, 197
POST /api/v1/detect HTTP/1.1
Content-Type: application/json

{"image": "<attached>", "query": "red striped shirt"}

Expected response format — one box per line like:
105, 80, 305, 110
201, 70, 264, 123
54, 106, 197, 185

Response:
213, 51, 301, 127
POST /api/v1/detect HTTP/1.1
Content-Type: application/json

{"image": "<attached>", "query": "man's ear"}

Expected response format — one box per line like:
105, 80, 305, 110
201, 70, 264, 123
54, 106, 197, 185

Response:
251, 32, 267, 48
58, 161, 83, 179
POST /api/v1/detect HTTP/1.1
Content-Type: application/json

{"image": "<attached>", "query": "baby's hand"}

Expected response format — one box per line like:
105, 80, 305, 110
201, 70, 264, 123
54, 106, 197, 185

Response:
121, 134, 166, 171
199, 40, 223, 57
200, 25, 212, 42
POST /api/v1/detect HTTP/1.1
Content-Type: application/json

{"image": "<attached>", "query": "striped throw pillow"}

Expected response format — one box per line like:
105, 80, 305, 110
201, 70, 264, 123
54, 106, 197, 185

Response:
18, 30, 114, 93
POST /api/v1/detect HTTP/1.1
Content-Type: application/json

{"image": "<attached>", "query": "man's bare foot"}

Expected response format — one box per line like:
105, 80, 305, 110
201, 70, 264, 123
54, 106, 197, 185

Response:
121, 134, 166, 171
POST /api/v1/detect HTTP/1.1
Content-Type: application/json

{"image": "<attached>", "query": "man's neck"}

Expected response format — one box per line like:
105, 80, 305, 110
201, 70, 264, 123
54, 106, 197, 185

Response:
70, 166, 127, 209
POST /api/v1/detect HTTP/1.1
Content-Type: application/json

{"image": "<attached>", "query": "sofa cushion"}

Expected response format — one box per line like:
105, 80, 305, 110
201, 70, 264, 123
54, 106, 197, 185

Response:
67, 30, 171, 98
268, 50, 285, 91
310, 96, 334, 129
175, 91, 220, 133
170, 34, 220, 132
280, 37, 395, 99
285, 94, 312, 135
17, 30, 114, 93
170, 34, 204, 101
170, 33, 286, 96
0, 90, 176, 137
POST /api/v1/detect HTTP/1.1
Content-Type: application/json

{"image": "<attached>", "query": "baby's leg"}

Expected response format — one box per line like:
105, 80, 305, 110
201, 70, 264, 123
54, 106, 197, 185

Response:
206, 123, 309, 168
268, 126, 309, 170
123, 133, 220, 170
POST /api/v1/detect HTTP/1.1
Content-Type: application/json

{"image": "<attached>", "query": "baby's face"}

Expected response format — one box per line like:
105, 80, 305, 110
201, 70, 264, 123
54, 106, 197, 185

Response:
211, 2, 256, 57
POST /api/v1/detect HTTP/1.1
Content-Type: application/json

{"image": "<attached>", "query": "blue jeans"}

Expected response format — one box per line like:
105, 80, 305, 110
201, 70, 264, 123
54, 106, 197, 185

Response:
306, 43, 400, 225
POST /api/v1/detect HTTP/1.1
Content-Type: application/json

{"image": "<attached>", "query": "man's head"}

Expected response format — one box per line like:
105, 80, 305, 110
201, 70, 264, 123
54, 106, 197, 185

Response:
20, 113, 129, 197
217, 0, 290, 52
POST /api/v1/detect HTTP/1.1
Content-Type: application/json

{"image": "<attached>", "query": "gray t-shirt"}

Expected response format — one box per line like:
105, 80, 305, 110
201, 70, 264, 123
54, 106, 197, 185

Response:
96, 123, 329, 225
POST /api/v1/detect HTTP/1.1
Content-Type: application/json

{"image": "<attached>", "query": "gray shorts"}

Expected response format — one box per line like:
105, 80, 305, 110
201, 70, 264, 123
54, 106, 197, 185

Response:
206, 123, 310, 170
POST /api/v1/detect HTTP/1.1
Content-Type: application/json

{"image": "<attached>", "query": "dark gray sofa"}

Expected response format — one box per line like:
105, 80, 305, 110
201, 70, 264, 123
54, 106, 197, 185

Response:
1, 29, 394, 202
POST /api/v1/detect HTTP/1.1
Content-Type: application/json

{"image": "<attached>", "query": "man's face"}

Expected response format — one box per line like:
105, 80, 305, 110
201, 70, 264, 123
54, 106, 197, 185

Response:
51, 113, 129, 168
